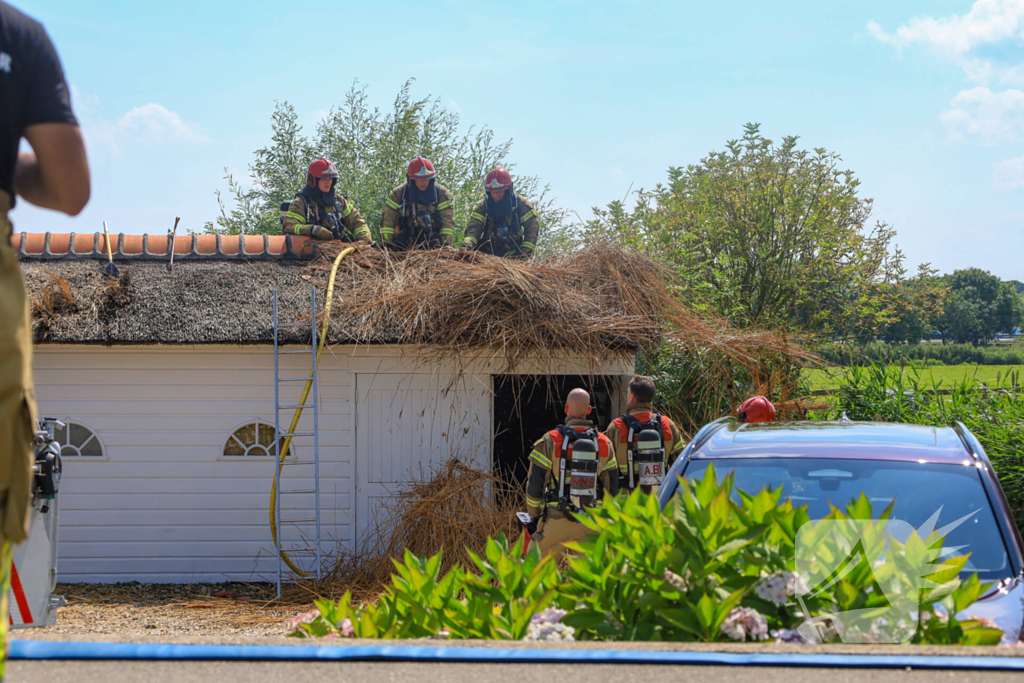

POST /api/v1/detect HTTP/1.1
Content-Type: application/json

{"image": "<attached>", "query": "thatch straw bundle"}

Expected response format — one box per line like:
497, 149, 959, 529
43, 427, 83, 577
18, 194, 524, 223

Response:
310, 242, 812, 374
294, 459, 518, 603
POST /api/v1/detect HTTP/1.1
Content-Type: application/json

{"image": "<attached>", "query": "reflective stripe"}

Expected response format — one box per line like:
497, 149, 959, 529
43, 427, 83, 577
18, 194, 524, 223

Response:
521, 241, 535, 251
601, 459, 618, 473
437, 200, 453, 210
341, 203, 353, 217
386, 197, 401, 210
464, 235, 478, 246
470, 212, 486, 222
439, 229, 454, 236
354, 226, 371, 237
520, 209, 536, 222
380, 227, 395, 236
670, 440, 685, 454
285, 211, 306, 222
293, 225, 303, 236
526, 495, 544, 508
529, 449, 552, 469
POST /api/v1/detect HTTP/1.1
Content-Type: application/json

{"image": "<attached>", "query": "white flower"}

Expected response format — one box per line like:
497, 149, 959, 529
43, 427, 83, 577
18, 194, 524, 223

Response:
338, 618, 355, 637
664, 568, 691, 592
530, 608, 568, 626
524, 622, 576, 641
754, 572, 808, 605
771, 628, 810, 644
432, 628, 451, 639
285, 609, 320, 634
720, 607, 769, 641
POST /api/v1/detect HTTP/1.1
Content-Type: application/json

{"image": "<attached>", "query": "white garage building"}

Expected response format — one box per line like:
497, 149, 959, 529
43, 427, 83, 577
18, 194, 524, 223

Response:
17, 232, 637, 583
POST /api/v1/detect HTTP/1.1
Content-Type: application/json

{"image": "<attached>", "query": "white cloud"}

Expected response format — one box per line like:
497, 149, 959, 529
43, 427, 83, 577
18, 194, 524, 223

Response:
868, 0, 1024, 83
940, 87, 1024, 142
117, 104, 210, 144
994, 154, 1024, 189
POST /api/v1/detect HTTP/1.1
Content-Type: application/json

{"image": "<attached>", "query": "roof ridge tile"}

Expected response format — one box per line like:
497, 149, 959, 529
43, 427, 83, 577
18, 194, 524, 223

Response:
11, 232, 317, 261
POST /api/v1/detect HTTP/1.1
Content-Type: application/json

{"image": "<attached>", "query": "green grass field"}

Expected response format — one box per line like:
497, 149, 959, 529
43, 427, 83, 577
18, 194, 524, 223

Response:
803, 364, 1024, 392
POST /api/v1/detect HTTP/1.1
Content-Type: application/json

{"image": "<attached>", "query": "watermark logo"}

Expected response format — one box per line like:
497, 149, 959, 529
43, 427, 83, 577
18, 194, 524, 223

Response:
792, 508, 977, 643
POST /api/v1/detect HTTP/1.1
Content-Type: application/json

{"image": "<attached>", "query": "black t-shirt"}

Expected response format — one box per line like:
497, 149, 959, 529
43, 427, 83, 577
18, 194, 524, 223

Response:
0, 1, 77, 206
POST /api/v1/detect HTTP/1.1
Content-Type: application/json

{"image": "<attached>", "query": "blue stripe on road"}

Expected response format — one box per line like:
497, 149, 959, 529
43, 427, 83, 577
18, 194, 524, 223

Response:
9, 640, 1024, 670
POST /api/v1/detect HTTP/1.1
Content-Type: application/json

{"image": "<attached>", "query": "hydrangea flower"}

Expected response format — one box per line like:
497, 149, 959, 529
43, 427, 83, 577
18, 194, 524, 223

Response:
753, 571, 809, 605
286, 609, 320, 634
720, 606, 769, 641
524, 607, 576, 641
663, 568, 691, 592
771, 628, 810, 643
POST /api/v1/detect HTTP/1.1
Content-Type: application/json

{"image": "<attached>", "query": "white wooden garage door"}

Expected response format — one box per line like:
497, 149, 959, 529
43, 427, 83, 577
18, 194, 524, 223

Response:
354, 373, 492, 545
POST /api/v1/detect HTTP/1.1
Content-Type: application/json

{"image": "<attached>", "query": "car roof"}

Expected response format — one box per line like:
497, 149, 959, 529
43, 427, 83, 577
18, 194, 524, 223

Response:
691, 421, 974, 466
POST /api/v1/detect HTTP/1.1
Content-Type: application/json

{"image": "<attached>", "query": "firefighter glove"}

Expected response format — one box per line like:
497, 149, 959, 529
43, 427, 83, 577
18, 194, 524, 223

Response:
311, 225, 335, 241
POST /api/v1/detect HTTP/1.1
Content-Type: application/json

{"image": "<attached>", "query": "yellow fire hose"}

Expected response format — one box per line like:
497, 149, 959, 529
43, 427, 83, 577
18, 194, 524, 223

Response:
271, 246, 356, 577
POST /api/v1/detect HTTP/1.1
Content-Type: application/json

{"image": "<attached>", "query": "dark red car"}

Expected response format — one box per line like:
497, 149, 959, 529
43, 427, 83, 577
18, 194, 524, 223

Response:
657, 419, 1024, 643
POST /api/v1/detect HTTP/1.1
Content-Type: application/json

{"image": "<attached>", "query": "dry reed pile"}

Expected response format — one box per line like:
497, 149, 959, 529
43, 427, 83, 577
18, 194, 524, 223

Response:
292, 459, 519, 603
30, 267, 77, 330
311, 242, 812, 375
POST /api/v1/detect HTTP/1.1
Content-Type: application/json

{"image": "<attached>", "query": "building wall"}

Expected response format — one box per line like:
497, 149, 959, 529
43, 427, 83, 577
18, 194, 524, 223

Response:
32, 345, 633, 583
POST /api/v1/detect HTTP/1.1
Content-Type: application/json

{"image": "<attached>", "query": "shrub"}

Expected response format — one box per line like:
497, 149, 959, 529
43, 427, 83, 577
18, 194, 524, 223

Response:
291, 467, 1001, 645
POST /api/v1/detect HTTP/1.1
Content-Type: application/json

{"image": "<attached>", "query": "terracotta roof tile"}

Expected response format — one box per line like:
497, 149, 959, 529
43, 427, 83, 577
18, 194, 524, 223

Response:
11, 232, 317, 261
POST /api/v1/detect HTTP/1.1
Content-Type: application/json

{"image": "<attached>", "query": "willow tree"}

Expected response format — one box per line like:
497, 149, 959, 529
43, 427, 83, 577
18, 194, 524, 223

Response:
206, 80, 563, 244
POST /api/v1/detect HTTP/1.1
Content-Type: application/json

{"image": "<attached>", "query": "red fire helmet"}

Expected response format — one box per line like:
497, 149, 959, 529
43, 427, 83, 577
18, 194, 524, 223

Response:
407, 156, 435, 180
306, 158, 339, 187
737, 396, 776, 424
484, 167, 512, 191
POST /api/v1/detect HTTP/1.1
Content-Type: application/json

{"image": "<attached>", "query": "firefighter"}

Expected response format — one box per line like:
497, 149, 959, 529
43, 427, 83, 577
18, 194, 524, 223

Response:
521, 388, 618, 560
380, 157, 455, 249
281, 158, 371, 245
605, 375, 687, 495
2, 2, 90, 675
737, 395, 776, 423
461, 168, 539, 258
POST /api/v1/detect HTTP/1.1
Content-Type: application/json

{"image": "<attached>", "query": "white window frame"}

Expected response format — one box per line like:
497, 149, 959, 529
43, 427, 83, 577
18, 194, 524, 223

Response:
220, 418, 295, 460
54, 419, 107, 460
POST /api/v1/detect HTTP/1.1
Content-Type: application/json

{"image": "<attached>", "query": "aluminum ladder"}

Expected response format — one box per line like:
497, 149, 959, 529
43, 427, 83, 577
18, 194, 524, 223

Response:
272, 287, 322, 598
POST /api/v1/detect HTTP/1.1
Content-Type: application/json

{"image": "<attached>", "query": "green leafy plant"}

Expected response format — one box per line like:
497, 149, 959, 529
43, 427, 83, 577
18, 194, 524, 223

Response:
290, 467, 1003, 645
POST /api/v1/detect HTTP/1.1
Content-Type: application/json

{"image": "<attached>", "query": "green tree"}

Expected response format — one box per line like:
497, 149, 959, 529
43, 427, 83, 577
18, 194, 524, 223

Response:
206, 80, 564, 243
935, 268, 1023, 345
567, 124, 923, 340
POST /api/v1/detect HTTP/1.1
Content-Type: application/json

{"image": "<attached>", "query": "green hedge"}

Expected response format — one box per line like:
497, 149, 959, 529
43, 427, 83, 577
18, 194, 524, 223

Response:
820, 342, 1024, 367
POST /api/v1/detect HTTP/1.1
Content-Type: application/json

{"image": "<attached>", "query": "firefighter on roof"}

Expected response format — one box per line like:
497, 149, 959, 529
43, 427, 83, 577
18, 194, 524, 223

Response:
521, 388, 618, 559
381, 157, 455, 249
462, 168, 539, 258
281, 158, 371, 245
605, 375, 687, 495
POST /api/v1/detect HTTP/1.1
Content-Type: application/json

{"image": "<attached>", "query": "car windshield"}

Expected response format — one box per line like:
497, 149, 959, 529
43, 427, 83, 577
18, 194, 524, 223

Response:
682, 458, 1013, 581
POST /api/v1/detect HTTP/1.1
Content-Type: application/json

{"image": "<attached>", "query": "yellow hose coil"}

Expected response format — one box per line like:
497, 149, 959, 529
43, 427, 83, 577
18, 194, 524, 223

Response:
271, 246, 356, 577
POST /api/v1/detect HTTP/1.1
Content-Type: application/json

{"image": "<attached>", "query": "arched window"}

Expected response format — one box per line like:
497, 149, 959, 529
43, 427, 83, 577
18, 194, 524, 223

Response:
223, 419, 291, 458
55, 421, 104, 457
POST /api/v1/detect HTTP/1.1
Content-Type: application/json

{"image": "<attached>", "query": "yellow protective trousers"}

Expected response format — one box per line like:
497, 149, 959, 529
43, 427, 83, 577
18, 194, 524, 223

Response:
0, 189, 36, 546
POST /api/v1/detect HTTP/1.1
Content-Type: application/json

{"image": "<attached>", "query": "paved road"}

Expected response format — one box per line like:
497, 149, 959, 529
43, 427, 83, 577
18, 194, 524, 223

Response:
8, 661, 1023, 683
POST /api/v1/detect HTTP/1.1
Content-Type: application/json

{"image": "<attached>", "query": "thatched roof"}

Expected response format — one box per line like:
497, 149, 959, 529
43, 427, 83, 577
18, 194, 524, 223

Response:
20, 236, 808, 375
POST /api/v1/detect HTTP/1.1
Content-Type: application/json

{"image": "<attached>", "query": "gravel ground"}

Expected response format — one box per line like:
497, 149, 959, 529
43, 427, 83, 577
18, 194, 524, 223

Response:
25, 582, 307, 638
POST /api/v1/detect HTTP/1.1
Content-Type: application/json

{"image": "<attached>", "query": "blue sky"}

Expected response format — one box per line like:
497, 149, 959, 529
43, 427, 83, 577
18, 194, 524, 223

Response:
10, 0, 1024, 278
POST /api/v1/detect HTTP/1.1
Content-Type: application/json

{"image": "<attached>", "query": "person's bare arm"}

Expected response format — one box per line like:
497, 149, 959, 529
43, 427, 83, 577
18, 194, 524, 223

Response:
14, 123, 90, 216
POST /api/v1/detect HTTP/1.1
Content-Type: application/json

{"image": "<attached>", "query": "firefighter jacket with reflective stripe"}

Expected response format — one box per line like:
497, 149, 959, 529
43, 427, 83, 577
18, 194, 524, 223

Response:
605, 402, 687, 477
462, 193, 539, 258
525, 417, 616, 519
380, 182, 455, 246
282, 193, 371, 244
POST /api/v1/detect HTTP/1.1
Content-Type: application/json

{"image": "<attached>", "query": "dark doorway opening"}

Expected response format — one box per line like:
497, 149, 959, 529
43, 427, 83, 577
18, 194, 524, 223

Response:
492, 375, 619, 495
